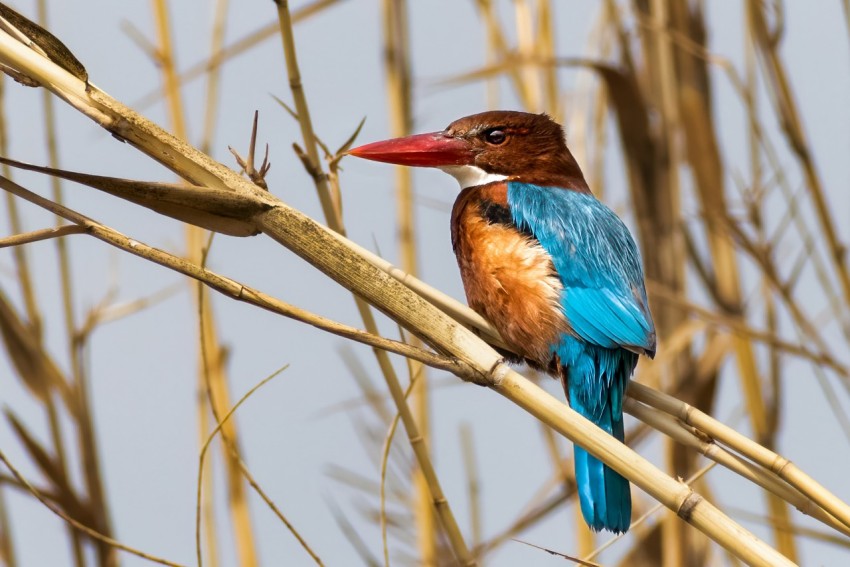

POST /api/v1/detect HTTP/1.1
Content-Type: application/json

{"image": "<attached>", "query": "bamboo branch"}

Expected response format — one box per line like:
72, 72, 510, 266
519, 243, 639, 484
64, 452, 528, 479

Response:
0, 224, 85, 246
0, 449, 186, 567
0, 176, 459, 374
629, 382, 850, 532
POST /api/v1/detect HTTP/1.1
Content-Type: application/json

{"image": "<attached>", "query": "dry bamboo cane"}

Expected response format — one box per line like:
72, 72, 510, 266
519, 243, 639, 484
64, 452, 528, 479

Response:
630, 381, 850, 532
0, 30, 800, 567
624, 398, 850, 538
151, 1, 258, 564
273, 0, 469, 562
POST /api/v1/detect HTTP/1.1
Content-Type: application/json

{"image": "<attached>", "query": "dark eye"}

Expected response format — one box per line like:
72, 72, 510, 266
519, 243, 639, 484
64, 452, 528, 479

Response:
484, 128, 507, 145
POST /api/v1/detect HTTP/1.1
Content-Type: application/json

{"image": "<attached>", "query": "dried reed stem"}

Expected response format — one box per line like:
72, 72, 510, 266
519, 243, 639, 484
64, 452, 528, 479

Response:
35, 1, 89, 563
0, 449, 186, 567
630, 382, 850, 532
0, 176, 459, 374
151, 1, 259, 564
196, 368, 324, 566
380, 0, 436, 561
624, 398, 850, 538
274, 0, 473, 563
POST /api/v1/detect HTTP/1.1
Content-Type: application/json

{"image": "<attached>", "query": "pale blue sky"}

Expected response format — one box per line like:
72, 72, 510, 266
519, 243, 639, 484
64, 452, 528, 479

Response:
1, 1, 848, 566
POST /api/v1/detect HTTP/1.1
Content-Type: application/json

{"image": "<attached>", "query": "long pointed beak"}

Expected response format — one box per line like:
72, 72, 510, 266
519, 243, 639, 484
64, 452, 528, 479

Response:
348, 132, 473, 167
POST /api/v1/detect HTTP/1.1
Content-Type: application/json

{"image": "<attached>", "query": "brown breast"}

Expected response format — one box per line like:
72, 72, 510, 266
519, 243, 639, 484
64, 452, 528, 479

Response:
451, 183, 567, 365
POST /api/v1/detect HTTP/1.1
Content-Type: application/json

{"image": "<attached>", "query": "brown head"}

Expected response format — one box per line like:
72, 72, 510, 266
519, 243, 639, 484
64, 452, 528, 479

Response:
349, 110, 589, 191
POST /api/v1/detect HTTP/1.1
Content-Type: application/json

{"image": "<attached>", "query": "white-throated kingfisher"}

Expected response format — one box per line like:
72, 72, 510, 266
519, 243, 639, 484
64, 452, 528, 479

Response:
350, 111, 656, 533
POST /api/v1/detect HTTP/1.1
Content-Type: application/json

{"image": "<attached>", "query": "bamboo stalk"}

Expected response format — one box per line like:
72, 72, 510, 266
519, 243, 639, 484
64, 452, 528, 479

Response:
34, 1, 90, 564
0, 177, 461, 374
0, 449, 186, 567
624, 398, 850, 538
274, 1, 472, 563
629, 382, 850, 532
158, 2, 257, 563
379, 1, 436, 561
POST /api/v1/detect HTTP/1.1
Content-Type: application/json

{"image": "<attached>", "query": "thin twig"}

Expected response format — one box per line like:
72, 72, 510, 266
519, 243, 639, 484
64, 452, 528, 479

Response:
0, 224, 85, 247
0, 175, 460, 373
0, 449, 186, 567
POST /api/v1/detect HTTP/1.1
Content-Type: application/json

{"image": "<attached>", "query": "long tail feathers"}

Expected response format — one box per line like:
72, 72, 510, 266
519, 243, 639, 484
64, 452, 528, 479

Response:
557, 338, 636, 533
572, 403, 631, 533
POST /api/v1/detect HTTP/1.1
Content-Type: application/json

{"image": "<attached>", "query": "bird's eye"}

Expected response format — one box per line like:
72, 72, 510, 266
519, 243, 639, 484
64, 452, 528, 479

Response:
484, 128, 507, 145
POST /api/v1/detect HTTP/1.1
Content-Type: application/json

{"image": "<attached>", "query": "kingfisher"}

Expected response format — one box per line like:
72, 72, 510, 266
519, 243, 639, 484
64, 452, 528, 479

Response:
349, 110, 656, 533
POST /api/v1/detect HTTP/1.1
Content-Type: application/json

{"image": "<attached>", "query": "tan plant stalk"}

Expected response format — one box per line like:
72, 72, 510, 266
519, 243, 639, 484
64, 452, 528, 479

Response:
663, 1, 796, 556
379, 0, 436, 560
637, 1, 690, 563
133, 0, 343, 111
0, 175, 459, 373
199, 0, 229, 154
150, 1, 258, 564
514, 0, 540, 111
624, 398, 850, 537
0, 224, 85, 245
34, 1, 90, 564
274, 0, 472, 562
460, 423, 483, 551
379, 381, 412, 567
0, 80, 41, 339
0, 486, 16, 567
629, 382, 850, 531
0, 449, 186, 567
584, 462, 717, 562
473, 0, 534, 108
196, 3, 230, 560
747, 2, 850, 309
195, 367, 324, 566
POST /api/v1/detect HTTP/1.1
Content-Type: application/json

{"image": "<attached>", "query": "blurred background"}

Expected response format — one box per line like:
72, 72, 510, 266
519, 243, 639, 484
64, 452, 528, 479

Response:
0, 1, 848, 565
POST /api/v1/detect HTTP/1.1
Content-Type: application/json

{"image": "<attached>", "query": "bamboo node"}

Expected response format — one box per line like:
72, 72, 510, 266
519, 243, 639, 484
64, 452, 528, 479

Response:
489, 362, 511, 386
691, 426, 714, 445
676, 490, 703, 522
678, 401, 695, 424
769, 454, 792, 476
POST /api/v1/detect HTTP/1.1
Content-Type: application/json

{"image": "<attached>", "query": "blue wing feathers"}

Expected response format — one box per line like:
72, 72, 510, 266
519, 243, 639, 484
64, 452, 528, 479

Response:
507, 182, 649, 533
506, 182, 655, 352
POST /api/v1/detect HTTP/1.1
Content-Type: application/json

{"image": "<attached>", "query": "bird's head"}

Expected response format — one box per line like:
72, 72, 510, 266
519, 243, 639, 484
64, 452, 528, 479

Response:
349, 110, 589, 191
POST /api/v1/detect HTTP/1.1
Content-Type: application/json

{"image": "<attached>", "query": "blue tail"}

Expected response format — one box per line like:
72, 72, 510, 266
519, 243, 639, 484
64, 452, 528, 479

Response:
557, 337, 636, 533
571, 398, 631, 533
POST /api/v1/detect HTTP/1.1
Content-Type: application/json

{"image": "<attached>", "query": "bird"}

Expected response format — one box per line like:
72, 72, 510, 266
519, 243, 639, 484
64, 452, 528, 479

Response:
349, 110, 656, 533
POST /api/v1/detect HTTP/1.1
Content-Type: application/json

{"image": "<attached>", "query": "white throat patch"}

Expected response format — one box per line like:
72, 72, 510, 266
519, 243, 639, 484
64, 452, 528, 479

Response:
439, 165, 508, 189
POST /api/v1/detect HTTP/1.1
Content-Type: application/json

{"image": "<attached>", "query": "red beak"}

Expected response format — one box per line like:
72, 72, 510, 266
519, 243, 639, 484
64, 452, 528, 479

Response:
348, 132, 474, 167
